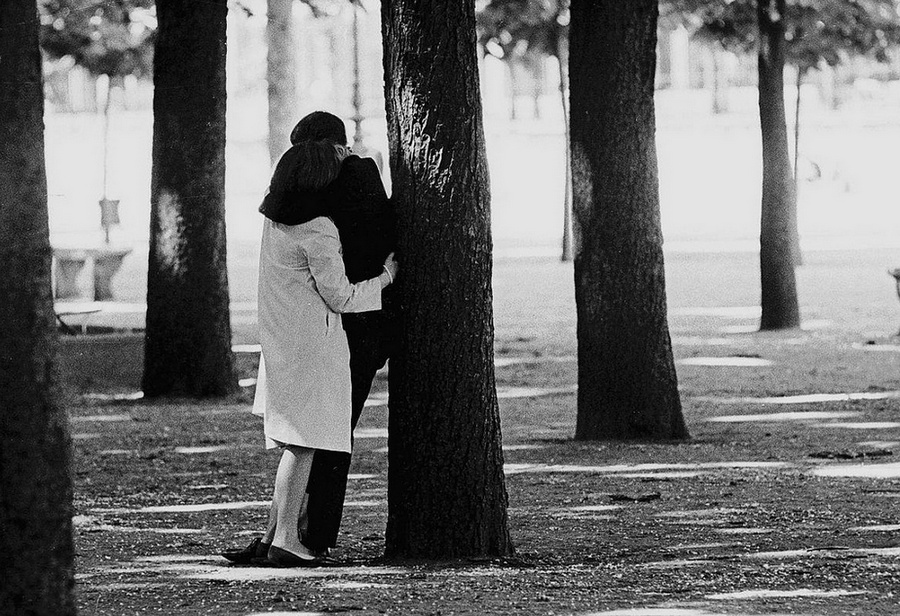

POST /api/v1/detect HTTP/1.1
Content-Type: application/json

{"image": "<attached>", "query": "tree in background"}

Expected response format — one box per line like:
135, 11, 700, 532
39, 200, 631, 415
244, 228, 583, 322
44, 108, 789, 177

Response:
267, 0, 297, 163
265, 0, 368, 162
381, 0, 513, 559
39, 0, 155, 215
0, 1, 76, 613
569, 0, 688, 441
144, 0, 237, 397
755, 0, 801, 329
478, 0, 574, 261
667, 0, 900, 327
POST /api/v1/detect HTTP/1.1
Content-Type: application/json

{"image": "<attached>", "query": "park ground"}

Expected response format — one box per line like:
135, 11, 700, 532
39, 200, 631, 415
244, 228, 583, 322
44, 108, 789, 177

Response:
67, 246, 900, 616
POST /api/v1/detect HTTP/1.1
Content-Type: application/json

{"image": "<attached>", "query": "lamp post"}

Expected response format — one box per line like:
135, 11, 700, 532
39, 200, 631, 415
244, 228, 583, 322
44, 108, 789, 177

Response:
99, 76, 120, 244
350, 0, 364, 149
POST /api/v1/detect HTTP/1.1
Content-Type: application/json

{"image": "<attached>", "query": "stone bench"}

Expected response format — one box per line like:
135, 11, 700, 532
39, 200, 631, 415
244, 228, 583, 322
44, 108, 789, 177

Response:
53, 246, 132, 301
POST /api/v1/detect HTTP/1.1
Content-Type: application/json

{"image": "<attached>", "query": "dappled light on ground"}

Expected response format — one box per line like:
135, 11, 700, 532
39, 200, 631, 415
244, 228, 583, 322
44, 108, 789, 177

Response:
71, 413, 132, 422
812, 462, 900, 478
707, 589, 866, 600
67, 245, 900, 614
707, 411, 860, 423
817, 421, 900, 429
174, 445, 232, 454
677, 357, 773, 367
699, 391, 900, 404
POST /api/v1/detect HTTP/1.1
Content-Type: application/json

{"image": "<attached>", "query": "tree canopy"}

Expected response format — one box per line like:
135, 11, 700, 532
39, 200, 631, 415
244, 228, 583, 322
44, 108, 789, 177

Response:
480, 0, 900, 73
39, 0, 157, 79
477, 0, 568, 61
668, 0, 900, 72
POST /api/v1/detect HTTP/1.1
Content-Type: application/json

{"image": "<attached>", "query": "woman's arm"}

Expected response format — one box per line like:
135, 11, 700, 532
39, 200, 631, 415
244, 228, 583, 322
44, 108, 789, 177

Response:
307, 221, 392, 314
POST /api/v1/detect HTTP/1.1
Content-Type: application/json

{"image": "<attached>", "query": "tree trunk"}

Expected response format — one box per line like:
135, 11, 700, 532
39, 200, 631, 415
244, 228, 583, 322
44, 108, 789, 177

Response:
711, 48, 729, 114
757, 0, 800, 330
267, 0, 297, 163
569, 0, 688, 441
381, 0, 513, 559
507, 57, 519, 121
529, 53, 543, 119
0, 2, 76, 613
790, 65, 803, 266
144, 0, 237, 397
557, 31, 573, 263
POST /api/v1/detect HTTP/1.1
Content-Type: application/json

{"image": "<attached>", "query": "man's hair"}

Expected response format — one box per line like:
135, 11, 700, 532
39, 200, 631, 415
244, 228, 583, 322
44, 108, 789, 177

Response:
290, 111, 348, 146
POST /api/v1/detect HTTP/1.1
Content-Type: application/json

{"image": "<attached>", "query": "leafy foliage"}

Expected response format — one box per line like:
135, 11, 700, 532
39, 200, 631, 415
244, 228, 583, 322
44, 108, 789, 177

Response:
476, 0, 569, 60
669, 0, 900, 71
39, 0, 157, 79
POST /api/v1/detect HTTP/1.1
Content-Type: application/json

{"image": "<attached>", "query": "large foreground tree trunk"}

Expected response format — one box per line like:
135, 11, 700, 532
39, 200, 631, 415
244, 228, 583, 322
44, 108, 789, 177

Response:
0, 2, 76, 613
569, 0, 688, 441
381, 0, 513, 559
144, 0, 237, 397
267, 0, 297, 163
757, 0, 800, 330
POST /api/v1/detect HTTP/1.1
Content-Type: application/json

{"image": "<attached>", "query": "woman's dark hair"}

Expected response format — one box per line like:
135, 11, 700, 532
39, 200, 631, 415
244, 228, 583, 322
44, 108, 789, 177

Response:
286, 140, 345, 191
290, 111, 347, 146
259, 140, 344, 224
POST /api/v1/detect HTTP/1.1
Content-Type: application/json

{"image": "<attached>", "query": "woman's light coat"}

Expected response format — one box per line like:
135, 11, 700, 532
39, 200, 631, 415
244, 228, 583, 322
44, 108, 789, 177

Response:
253, 216, 382, 452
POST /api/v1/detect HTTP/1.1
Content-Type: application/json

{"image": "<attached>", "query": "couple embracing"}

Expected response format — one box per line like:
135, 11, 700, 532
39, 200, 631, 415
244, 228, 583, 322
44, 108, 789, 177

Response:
222, 111, 398, 567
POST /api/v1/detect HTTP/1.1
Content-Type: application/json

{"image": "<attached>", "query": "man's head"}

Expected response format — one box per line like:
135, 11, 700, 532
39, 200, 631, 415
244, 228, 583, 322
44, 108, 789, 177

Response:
290, 111, 347, 146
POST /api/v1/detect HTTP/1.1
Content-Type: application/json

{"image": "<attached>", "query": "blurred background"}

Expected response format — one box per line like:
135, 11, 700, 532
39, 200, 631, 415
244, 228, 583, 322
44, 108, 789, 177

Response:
41, 0, 900, 303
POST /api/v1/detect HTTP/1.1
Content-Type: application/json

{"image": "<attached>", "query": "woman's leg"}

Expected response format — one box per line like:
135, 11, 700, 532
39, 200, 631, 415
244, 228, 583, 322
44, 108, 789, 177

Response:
270, 445, 316, 557
262, 502, 276, 544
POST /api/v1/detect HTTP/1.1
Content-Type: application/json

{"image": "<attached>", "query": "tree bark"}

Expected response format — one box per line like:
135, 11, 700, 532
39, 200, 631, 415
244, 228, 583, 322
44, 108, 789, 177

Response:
557, 31, 573, 263
0, 2, 76, 613
267, 0, 297, 164
569, 0, 688, 441
757, 0, 801, 330
381, 0, 513, 559
144, 0, 237, 397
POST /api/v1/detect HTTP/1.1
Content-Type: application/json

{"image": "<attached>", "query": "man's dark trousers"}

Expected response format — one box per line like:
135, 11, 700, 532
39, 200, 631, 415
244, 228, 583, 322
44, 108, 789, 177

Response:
303, 313, 391, 551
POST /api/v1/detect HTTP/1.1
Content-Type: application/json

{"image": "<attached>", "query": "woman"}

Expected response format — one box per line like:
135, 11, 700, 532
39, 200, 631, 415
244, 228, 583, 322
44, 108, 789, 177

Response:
288, 112, 397, 556
231, 137, 398, 567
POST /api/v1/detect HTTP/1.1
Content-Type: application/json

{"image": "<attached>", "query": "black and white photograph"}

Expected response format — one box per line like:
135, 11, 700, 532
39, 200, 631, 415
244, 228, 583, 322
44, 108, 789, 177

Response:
2, 0, 900, 614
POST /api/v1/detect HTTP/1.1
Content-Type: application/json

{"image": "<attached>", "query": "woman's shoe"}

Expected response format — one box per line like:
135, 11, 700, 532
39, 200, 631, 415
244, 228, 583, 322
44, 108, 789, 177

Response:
220, 537, 271, 564
266, 544, 320, 568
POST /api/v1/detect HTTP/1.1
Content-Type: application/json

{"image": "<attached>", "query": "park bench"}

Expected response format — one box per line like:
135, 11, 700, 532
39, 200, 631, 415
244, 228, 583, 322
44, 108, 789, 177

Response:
55, 303, 102, 335
53, 246, 132, 301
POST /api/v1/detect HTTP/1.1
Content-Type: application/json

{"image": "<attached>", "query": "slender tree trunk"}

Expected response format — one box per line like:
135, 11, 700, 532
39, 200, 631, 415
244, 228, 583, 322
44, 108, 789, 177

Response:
791, 65, 804, 266
507, 58, 519, 121
711, 48, 729, 114
102, 77, 113, 200
557, 31, 573, 263
569, 0, 688, 441
529, 53, 543, 119
144, 0, 237, 397
757, 0, 800, 330
0, 2, 76, 613
268, 0, 297, 163
381, 0, 513, 559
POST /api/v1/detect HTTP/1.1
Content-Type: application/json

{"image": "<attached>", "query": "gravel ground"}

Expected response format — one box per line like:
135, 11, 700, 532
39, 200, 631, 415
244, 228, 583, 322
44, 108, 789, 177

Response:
69, 249, 900, 615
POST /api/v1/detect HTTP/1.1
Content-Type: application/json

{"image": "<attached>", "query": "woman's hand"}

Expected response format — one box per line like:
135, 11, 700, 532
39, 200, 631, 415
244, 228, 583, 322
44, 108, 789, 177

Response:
380, 252, 399, 288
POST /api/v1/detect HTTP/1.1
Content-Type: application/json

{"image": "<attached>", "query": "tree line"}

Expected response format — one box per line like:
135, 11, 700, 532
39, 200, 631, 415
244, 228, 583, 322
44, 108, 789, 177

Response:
3, 0, 897, 611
